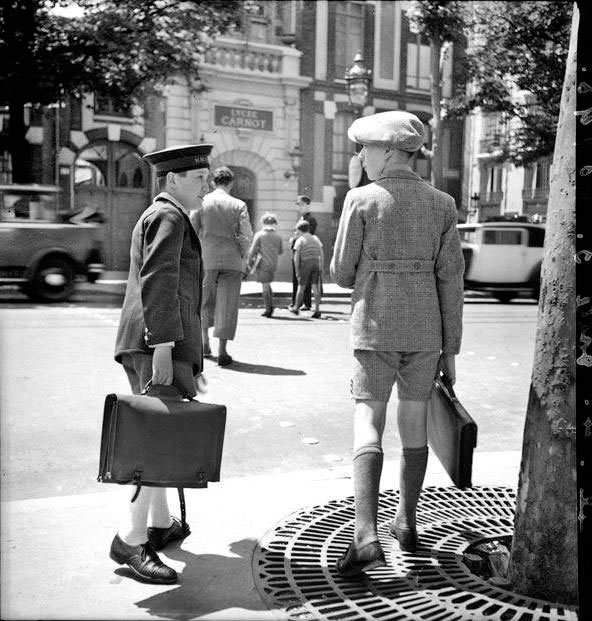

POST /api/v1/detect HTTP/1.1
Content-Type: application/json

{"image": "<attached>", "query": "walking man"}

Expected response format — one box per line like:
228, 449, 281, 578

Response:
331, 111, 464, 576
290, 195, 318, 309
112, 143, 212, 584
191, 166, 253, 366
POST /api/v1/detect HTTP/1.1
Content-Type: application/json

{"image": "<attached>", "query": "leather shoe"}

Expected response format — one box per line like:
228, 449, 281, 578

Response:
109, 534, 177, 584
218, 353, 233, 366
389, 522, 418, 552
335, 540, 386, 577
203, 344, 212, 358
287, 305, 299, 315
147, 516, 191, 551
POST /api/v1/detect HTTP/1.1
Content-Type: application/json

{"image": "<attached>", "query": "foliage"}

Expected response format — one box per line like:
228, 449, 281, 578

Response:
405, 0, 469, 43
0, 0, 245, 108
444, 1, 572, 166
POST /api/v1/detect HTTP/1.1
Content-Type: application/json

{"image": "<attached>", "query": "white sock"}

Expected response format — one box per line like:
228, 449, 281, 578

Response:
148, 488, 173, 528
118, 487, 153, 546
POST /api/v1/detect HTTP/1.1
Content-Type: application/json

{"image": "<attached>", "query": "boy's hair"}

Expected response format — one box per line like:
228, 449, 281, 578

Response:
296, 219, 310, 233
297, 195, 311, 205
212, 166, 234, 186
261, 212, 278, 226
156, 170, 187, 192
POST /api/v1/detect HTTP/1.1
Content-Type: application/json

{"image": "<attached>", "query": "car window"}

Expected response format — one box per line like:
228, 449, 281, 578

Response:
0, 192, 57, 222
527, 227, 545, 247
458, 227, 477, 244
482, 229, 523, 245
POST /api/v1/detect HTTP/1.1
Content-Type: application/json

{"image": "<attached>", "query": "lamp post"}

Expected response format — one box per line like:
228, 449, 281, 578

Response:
284, 144, 302, 179
344, 51, 372, 114
345, 52, 372, 188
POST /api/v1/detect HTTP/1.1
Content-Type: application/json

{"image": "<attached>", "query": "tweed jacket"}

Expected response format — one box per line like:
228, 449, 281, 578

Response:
114, 192, 204, 375
191, 187, 253, 272
330, 169, 464, 354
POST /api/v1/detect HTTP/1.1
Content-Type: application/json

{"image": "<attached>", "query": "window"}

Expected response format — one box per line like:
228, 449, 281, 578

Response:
527, 227, 545, 248
373, 1, 401, 90
94, 95, 131, 117
335, 2, 364, 78
483, 229, 523, 245
333, 112, 356, 174
406, 34, 430, 91
458, 228, 477, 244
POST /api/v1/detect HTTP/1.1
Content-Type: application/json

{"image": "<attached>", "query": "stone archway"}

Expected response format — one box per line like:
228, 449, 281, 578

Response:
211, 149, 276, 230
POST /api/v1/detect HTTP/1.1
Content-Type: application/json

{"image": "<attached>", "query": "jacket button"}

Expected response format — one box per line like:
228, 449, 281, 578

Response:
413, 261, 421, 270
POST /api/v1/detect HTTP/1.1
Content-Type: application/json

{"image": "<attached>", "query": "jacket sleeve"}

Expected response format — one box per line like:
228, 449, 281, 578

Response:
236, 203, 254, 258
140, 209, 185, 346
435, 201, 465, 354
330, 190, 363, 288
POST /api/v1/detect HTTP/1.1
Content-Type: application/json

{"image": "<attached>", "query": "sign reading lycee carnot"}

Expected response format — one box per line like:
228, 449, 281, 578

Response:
214, 105, 273, 131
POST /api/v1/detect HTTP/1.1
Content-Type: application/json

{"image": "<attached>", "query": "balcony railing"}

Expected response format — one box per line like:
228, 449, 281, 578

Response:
203, 38, 284, 74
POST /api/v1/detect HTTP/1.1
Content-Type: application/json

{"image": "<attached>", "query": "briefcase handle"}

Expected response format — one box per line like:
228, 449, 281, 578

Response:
142, 380, 193, 401
436, 370, 458, 402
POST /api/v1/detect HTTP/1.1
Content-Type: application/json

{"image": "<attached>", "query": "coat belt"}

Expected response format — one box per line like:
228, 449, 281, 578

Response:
368, 259, 435, 273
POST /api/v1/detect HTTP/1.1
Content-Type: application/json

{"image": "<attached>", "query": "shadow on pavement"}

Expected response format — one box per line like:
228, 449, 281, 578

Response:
220, 360, 306, 375
129, 538, 269, 620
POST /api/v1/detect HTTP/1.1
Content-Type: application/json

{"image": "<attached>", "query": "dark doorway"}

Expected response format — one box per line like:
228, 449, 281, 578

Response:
229, 166, 256, 228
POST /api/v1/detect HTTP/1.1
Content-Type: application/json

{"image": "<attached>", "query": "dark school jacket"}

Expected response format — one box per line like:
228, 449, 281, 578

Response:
114, 193, 204, 375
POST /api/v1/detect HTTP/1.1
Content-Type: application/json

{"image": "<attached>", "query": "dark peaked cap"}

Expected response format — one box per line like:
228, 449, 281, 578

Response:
143, 144, 213, 176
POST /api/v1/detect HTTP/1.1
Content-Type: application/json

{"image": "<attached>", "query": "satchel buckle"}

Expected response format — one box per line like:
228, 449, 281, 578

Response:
196, 469, 206, 483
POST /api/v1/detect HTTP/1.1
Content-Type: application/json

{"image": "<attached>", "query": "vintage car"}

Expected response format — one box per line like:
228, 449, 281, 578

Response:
0, 184, 105, 302
458, 219, 545, 303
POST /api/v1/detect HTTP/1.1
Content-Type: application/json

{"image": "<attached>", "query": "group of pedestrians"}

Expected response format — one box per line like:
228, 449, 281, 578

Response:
109, 110, 465, 585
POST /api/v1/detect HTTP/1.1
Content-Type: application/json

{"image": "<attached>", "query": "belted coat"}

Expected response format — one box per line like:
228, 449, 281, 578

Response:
114, 192, 204, 375
330, 169, 464, 354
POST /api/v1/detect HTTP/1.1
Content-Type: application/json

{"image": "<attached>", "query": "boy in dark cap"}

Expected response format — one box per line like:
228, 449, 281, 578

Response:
331, 111, 464, 576
111, 144, 212, 584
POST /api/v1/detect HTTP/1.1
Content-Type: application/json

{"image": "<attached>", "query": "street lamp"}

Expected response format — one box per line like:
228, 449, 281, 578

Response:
284, 144, 302, 179
344, 51, 372, 113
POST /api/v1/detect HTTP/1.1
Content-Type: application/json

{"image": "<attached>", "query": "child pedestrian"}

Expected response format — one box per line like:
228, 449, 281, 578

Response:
247, 213, 283, 317
288, 219, 324, 318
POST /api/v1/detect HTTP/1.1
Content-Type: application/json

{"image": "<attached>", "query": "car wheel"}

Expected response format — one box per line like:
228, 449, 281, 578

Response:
26, 257, 76, 302
494, 292, 515, 304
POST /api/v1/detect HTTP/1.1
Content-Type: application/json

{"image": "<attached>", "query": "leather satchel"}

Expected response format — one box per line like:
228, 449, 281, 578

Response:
98, 384, 226, 504
427, 371, 477, 489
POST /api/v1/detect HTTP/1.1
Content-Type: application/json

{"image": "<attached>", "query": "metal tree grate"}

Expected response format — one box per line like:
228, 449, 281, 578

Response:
252, 486, 578, 621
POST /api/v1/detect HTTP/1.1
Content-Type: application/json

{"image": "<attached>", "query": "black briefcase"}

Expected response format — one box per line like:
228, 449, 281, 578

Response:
98, 384, 226, 501
427, 372, 477, 489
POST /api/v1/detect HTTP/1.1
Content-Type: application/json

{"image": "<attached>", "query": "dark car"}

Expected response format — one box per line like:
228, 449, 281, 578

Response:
0, 184, 105, 302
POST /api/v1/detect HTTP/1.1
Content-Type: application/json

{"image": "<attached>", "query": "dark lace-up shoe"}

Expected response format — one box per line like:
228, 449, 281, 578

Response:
109, 534, 177, 584
147, 517, 191, 551
335, 540, 386, 577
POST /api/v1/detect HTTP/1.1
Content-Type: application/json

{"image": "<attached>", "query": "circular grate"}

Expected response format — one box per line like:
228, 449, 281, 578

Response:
252, 486, 578, 621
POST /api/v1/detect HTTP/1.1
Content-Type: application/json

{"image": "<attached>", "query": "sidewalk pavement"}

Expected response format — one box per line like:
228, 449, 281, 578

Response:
80, 272, 353, 299
1, 450, 521, 620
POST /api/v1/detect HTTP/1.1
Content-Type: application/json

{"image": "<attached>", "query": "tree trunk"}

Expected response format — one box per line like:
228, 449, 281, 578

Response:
507, 4, 578, 604
429, 37, 443, 190
8, 97, 31, 183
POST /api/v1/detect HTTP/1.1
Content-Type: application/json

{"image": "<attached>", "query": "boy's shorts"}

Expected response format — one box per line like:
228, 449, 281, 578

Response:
351, 350, 441, 402
296, 259, 320, 288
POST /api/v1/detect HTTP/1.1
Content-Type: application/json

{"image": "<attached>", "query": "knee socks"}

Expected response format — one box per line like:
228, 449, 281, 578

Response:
353, 444, 384, 545
118, 486, 153, 546
148, 488, 173, 529
394, 445, 428, 533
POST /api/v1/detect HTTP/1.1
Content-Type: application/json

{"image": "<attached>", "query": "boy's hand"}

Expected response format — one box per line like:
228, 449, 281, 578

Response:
152, 345, 174, 385
438, 354, 456, 385
195, 373, 208, 393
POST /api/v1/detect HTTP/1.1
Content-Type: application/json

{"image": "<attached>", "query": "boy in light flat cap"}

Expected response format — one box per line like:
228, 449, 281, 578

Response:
331, 111, 464, 576
111, 144, 212, 584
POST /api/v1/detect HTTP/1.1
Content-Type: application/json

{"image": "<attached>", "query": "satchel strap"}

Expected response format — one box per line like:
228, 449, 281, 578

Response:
438, 370, 458, 400
178, 488, 186, 528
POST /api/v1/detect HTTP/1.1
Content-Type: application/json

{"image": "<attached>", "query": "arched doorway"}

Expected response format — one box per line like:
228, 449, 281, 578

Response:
229, 166, 256, 228
72, 141, 150, 271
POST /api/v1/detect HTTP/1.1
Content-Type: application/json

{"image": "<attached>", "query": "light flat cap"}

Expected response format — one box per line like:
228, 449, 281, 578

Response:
143, 144, 213, 176
348, 111, 424, 152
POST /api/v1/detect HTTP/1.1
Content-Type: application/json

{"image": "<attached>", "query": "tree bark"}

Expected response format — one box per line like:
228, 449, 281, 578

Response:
429, 36, 443, 189
507, 4, 578, 605
8, 97, 30, 183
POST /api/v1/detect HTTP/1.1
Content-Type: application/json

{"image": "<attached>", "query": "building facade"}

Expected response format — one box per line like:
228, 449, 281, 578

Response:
1, 0, 469, 279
